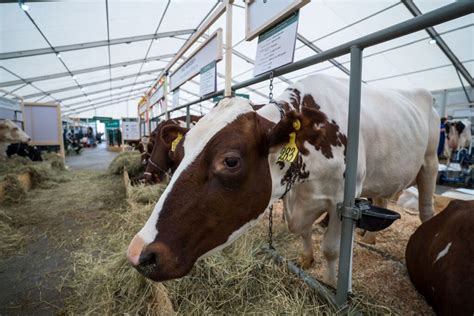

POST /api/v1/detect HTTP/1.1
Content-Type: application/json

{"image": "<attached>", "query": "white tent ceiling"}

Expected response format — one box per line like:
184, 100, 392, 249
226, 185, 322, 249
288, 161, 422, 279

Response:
0, 0, 472, 119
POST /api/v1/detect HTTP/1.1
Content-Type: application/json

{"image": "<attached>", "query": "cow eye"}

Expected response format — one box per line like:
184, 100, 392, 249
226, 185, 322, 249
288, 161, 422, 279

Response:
224, 157, 240, 169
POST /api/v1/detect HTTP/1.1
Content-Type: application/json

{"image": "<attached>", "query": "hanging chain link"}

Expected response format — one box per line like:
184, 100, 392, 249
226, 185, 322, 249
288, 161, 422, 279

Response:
268, 204, 274, 250
267, 71, 276, 250
268, 71, 275, 102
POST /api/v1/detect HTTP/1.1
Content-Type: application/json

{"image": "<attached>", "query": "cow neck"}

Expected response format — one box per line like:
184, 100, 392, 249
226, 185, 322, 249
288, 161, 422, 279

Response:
256, 102, 300, 203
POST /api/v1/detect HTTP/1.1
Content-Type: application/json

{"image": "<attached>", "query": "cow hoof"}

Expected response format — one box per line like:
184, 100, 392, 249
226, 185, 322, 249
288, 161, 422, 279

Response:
361, 232, 377, 245
298, 255, 314, 269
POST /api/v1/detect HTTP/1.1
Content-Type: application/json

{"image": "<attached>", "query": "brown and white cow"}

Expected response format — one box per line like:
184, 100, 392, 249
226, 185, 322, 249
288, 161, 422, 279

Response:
127, 74, 439, 284
0, 119, 30, 156
406, 199, 474, 315
143, 115, 201, 183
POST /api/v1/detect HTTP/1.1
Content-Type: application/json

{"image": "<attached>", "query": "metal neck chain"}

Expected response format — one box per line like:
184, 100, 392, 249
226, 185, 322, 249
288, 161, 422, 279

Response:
268, 71, 275, 102
268, 204, 274, 250
268, 71, 285, 119
147, 158, 171, 178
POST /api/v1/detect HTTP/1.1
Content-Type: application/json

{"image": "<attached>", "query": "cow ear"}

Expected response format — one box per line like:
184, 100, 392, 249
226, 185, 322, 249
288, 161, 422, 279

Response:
160, 125, 189, 148
267, 108, 327, 156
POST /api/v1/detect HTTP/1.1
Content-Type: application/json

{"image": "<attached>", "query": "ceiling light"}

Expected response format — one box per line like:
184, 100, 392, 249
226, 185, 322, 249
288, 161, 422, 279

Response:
429, 39, 437, 45
81, 87, 85, 92
56, 53, 62, 59
72, 75, 76, 80
144, 62, 149, 66
20, 3, 29, 11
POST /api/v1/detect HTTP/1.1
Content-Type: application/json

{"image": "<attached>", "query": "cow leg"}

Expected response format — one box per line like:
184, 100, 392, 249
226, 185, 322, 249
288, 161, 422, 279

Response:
416, 156, 437, 222
321, 203, 340, 286
361, 198, 388, 245
283, 195, 321, 269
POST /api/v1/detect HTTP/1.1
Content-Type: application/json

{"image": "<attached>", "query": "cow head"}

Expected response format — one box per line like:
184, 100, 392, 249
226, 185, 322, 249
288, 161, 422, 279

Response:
0, 120, 30, 143
144, 121, 189, 183
127, 97, 325, 281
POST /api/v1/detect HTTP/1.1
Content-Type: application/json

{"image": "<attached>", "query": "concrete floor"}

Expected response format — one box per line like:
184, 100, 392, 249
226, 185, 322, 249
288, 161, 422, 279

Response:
65, 142, 118, 171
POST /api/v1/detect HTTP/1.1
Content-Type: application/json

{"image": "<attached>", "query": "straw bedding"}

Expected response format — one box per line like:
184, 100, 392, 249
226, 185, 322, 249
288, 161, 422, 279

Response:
108, 151, 144, 178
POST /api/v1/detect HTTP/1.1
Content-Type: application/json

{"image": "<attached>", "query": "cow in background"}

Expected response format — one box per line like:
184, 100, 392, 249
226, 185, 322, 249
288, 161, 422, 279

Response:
0, 119, 31, 157
144, 115, 201, 184
7, 143, 42, 161
444, 119, 471, 160
406, 200, 474, 315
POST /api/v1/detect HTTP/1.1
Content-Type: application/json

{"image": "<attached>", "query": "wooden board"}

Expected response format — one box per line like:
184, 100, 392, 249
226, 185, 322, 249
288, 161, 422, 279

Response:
123, 168, 131, 198
23, 102, 65, 158
107, 145, 123, 153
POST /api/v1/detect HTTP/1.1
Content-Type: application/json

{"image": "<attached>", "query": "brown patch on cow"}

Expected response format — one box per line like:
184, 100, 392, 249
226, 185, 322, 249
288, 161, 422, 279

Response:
277, 101, 292, 113
406, 200, 474, 315
298, 94, 347, 160
285, 88, 302, 111
136, 112, 275, 281
302, 94, 320, 110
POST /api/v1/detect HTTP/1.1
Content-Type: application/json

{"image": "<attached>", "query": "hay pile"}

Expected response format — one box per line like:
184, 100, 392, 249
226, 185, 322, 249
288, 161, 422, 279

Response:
0, 154, 69, 203
127, 183, 167, 205
2, 174, 26, 203
66, 181, 341, 315
67, 200, 335, 314
43, 152, 66, 170
108, 151, 144, 178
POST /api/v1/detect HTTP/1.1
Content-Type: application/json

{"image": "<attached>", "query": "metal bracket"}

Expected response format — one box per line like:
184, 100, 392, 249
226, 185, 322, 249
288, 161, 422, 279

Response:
337, 203, 362, 220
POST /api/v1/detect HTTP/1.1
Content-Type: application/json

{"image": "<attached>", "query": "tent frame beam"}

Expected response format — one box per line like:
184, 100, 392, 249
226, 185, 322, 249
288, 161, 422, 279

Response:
0, 54, 175, 87
401, 0, 474, 87
20, 68, 163, 100
0, 29, 195, 60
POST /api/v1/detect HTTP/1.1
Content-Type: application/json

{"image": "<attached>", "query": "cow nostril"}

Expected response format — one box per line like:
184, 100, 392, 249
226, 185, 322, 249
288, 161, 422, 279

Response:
139, 250, 157, 267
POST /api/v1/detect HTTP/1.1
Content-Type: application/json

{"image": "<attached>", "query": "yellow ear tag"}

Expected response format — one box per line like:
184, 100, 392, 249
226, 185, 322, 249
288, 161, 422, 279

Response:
171, 132, 183, 152
277, 119, 301, 163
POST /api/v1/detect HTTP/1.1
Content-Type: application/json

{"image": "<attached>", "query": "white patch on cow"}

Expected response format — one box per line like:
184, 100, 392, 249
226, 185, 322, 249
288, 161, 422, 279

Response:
434, 242, 452, 264
137, 98, 254, 245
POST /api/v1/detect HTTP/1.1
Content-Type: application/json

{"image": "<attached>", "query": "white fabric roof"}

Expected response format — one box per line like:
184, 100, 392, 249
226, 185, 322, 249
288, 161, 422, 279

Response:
0, 0, 472, 119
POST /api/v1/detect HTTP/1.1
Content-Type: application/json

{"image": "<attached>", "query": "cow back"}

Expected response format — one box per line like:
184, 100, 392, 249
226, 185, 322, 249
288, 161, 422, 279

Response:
406, 200, 474, 315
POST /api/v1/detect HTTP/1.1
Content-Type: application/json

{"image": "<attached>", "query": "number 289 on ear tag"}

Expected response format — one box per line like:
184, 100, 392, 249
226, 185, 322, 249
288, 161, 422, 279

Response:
171, 132, 183, 152
277, 132, 298, 163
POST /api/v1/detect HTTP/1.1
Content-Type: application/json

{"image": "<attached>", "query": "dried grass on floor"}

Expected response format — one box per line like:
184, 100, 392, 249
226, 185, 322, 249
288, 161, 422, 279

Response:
2, 174, 26, 203
43, 152, 66, 170
108, 151, 144, 178
127, 183, 167, 205
0, 211, 26, 256
66, 182, 395, 315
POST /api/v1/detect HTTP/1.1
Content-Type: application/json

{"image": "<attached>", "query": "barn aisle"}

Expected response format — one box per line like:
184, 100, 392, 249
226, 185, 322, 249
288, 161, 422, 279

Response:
65, 143, 118, 171
0, 169, 126, 314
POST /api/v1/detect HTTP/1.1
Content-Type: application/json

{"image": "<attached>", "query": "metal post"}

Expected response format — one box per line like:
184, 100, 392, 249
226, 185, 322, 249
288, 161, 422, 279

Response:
336, 46, 363, 307
224, 0, 233, 97
186, 105, 190, 128
441, 89, 447, 118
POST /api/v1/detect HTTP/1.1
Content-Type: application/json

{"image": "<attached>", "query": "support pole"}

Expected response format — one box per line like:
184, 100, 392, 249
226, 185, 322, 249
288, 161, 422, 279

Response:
186, 105, 191, 128
336, 46, 363, 307
224, 0, 233, 97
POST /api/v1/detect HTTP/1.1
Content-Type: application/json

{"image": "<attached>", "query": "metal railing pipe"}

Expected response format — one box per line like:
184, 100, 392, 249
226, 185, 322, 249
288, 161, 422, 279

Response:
156, 1, 472, 117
